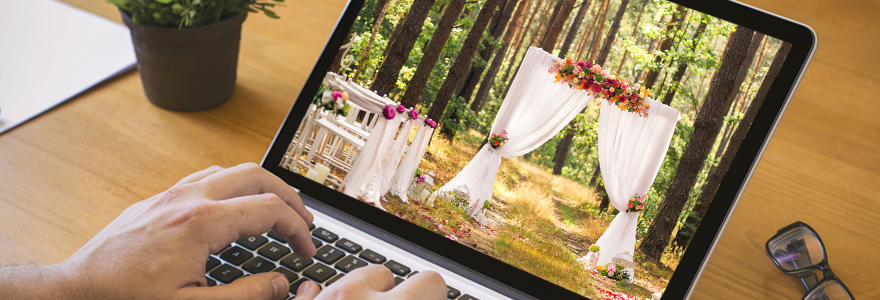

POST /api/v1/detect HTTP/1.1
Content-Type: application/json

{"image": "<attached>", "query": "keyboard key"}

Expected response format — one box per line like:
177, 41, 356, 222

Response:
313, 227, 339, 243
210, 264, 243, 284
290, 278, 321, 295
383, 260, 411, 276
315, 245, 345, 264
280, 253, 314, 271
206, 276, 216, 287
335, 238, 363, 253
312, 237, 323, 248
303, 263, 337, 282
394, 276, 405, 286
220, 246, 253, 266
274, 267, 299, 283
258, 242, 291, 261
325, 273, 344, 286
237, 235, 269, 250
459, 294, 479, 300
358, 249, 387, 264
335, 256, 368, 273
267, 230, 286, 243
308, 223, 316, 231
407, 271, 419, 278
446, 286, 461, 299
242, 257, 275, 274
206, 256, 221, 272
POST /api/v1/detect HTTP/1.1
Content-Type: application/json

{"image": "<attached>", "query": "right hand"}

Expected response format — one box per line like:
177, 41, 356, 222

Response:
292, 265, 447, 300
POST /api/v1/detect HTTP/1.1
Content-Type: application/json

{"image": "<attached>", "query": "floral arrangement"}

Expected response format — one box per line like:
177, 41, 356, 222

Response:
315, 89, 350, 116
589, 244, 600, 253
383, 105, 396, 119
548, 57, 651, 117
488, 130, 509, 149
625, 193, 647, 213
416, 174, 426, 184
596, 262, 630, 281
408, 108, 419, 120
396, 104, 406, 114
425, 118, 437, 128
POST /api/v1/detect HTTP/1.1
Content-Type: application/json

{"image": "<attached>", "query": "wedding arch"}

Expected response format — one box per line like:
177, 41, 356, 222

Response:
434, 46, 680, 271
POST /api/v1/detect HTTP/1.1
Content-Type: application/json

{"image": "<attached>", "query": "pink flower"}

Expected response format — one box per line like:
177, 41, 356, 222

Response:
383, 105, 396, 119
332, 91, 343, 100
590, 83, 602, 93
589, 65, 601, 73
572, 66, 582, 75
493, 140, 499, 146
601, 70, 610, 78
396, 104, 405, 113
634, 83, 641, 90
637, 204, 644, 210
548, 67, 557, 74
608, 264, 616, 274
426, 118, 437, 128
577, 60, 587, 69
585, 61, 593, 68
409, 109, 419, 119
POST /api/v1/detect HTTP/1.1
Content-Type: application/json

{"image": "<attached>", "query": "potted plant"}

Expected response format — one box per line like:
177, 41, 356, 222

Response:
108, 0, 283, 111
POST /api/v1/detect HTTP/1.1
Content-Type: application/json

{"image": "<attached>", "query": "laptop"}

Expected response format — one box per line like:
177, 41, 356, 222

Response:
206, 0, 816, 298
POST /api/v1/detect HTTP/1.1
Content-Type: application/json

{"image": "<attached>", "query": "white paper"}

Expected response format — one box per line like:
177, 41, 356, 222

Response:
0, 0, 136, 134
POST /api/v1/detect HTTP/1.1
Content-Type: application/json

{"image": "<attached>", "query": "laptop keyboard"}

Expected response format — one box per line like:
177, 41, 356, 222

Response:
204, 223, 481, 300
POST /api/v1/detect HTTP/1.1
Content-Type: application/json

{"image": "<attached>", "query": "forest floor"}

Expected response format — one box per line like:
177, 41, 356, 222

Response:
372, 129, 682, 299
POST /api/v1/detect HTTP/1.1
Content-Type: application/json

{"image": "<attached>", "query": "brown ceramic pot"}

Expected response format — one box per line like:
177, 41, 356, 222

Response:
120, 10, 246, 111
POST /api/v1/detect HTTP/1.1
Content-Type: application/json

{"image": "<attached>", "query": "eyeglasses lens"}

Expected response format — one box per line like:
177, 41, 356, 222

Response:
804, 280, 852, 300
768, 227, 824, 271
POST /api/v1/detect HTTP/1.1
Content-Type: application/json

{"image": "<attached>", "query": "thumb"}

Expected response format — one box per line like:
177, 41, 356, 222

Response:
292, 280, 321, 300
183, 272, 289, 300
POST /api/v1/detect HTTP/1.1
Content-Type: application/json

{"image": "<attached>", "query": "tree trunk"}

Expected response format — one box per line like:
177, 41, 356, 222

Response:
575, 0, 606, 58
614, 3, 646, 74
382, 10, 407, 56
558, 0, 591, 58
471, 0, 530, 113
540, 0, 578, 52
427, 0, 501, 125
586, 0, 612, 61
643, 5, 686, 89
369, 0, 435, 96
673, 42, 790, 249
399, 0, 467, 108
594, 0, 631, 66
638, 26, 755, 260
458, 0, 519, 104
353, 0, 394, 81
661, 20, 708, 105
553, 130, 575, 175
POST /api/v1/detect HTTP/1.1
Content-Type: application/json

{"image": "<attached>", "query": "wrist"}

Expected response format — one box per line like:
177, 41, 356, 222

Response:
0, 262, 85, 300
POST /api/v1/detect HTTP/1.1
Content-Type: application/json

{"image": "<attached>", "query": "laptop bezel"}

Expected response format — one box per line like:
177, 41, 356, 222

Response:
262, 0, 817, 298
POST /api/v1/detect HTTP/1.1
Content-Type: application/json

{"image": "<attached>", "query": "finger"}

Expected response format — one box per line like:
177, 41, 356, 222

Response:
178, 272, 288, 300
201, 162, 314, 225
332, 265, 395, 292
388, 271, 446, 300
292, 281, 321, 300
215, 193, 316, 256
174, 165, 225, 187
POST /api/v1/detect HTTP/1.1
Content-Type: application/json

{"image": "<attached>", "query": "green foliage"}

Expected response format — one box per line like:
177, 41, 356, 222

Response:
440, 96, 477, 138
108, 0, 283, 28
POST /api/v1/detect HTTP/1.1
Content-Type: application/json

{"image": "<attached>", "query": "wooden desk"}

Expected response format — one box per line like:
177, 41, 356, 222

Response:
0, 0, 877, 299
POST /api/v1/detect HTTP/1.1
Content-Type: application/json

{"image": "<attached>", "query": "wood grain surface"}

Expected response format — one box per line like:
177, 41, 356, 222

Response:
0, 0, 877, 299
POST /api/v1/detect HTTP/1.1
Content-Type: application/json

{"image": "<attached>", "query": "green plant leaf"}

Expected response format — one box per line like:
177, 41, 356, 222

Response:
156, 0, 172, 4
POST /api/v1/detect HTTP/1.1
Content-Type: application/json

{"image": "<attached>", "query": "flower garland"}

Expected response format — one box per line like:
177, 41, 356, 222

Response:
488, 130, 509, 149
625, 193, 646, 213
408, 108, 419, 120
548, 57, 651, 117
315, 89, 350, 116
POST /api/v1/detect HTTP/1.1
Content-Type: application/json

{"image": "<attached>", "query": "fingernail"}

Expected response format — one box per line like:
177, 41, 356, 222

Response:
271, 274, 288, 300
298, 280, 316, 295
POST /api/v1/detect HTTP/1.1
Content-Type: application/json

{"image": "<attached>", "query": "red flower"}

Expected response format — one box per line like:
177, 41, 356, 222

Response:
628, 202, 634, 208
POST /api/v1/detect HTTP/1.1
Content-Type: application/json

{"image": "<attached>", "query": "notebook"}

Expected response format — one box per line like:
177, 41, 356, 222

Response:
208, 0, 816, 298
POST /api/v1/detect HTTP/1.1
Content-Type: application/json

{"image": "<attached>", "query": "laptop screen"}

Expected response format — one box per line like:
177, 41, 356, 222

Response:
274, 0, 798, 298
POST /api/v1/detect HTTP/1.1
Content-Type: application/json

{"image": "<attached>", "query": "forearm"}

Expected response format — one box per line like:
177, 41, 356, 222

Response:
0, 263, 81, 300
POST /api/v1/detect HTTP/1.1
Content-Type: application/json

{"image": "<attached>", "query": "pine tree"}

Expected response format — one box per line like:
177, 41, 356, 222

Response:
594, 0, 631, 66
638, 26, 756, 260
370, 0, 436, 97
471, 0, 531, 114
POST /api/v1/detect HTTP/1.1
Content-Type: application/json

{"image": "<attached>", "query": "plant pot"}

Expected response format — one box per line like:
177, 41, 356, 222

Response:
120, 10, 246, 111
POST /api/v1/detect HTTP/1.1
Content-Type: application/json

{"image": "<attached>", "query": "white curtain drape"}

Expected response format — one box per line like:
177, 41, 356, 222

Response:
590, 97, 680, 267
378, 118, 416, 197
436, 47, 593, 216
389, 121, 434, 202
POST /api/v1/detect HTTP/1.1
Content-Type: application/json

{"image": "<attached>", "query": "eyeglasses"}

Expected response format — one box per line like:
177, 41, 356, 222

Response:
766, 222, 855, 300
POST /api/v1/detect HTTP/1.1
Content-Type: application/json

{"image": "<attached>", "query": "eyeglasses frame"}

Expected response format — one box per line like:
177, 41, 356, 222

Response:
765, 221, 855, 300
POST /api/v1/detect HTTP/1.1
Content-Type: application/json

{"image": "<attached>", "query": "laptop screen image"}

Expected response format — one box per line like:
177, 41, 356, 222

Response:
266, 0, 814, 298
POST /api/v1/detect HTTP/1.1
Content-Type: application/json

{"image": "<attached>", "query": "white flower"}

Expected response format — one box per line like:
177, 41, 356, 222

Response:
334, 99, 343, 110
321, 90, 334, 105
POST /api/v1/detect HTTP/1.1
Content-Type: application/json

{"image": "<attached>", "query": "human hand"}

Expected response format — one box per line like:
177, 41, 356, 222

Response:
58, 163, 315, 300
291, 265, 447, 300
